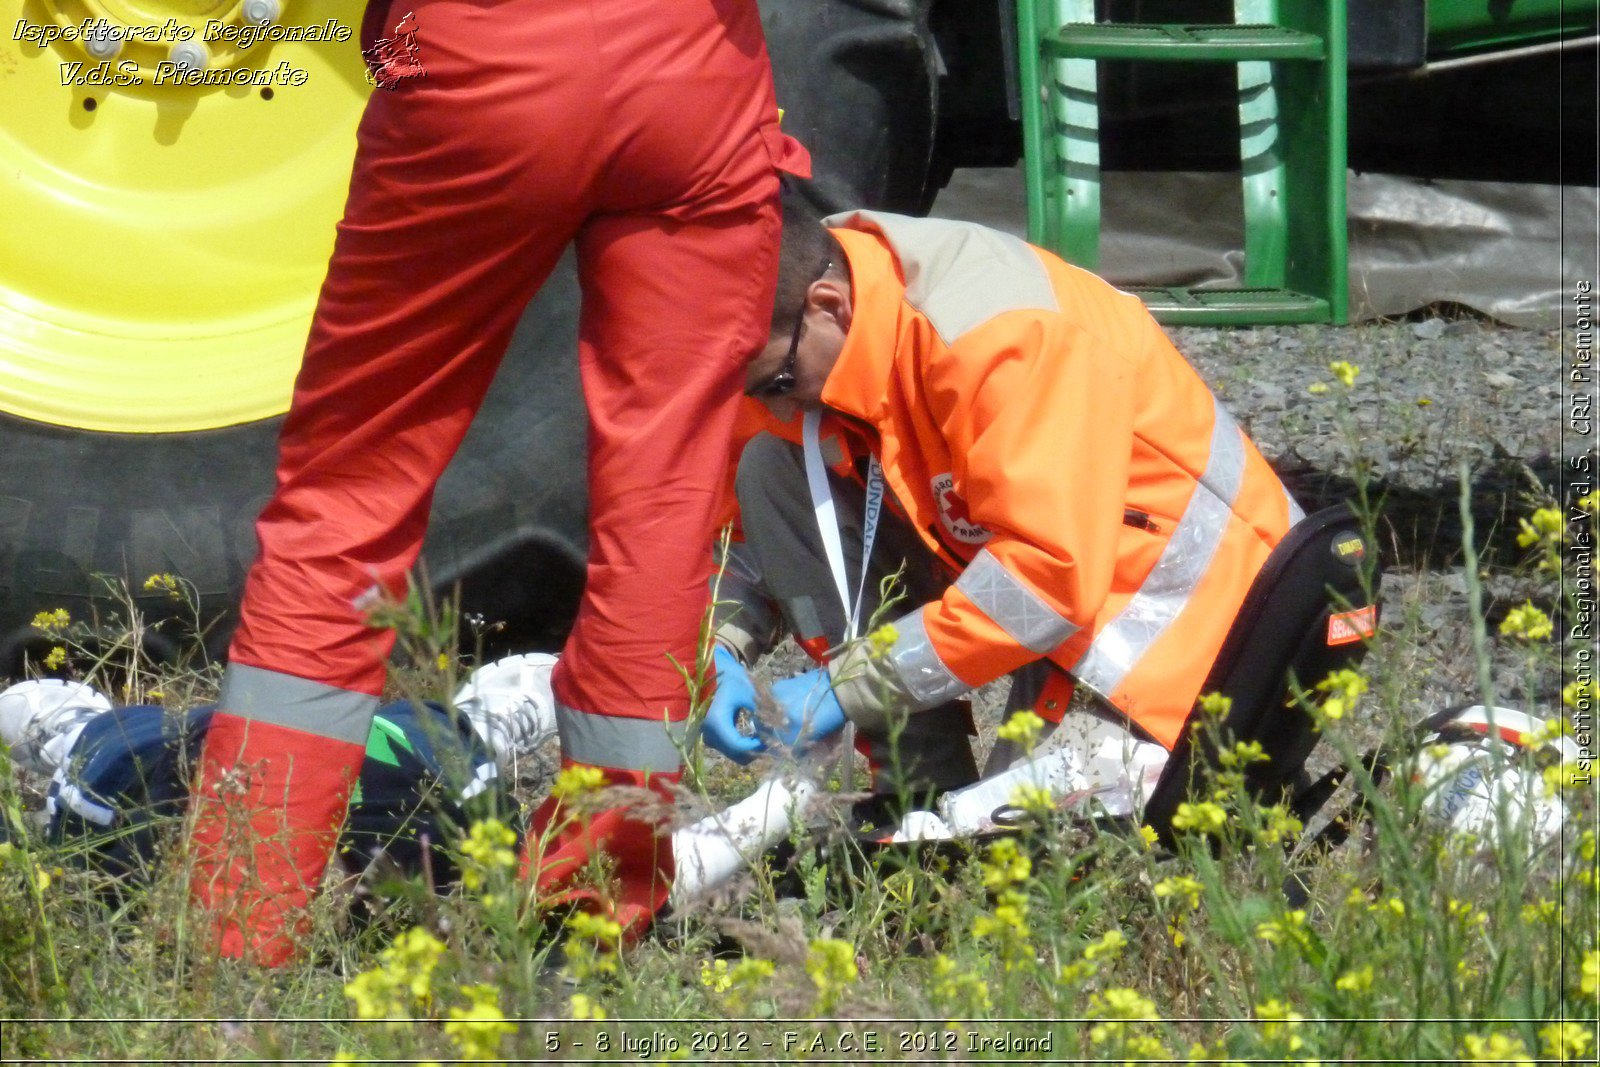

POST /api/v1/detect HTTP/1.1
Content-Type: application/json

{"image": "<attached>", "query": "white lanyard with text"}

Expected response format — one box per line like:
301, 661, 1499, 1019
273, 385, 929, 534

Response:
802, 408, 884, 642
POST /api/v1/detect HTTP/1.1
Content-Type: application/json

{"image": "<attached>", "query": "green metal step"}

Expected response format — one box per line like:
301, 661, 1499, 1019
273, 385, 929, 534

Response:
1128, 286, 1332, 326
1045, 23, 1326, 61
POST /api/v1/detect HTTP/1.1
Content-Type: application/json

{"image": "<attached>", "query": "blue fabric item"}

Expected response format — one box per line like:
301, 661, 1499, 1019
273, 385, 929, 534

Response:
47, 700, 506, 887
45, 704, 211, 878
767, 667, 846, 752
700, 645, 763, 764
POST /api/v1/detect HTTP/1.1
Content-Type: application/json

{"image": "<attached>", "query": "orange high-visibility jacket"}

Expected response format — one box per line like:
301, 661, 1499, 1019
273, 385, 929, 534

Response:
782, 212, 1303, 750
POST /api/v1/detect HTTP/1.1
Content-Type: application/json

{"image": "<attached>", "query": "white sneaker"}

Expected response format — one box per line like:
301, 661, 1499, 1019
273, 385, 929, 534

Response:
453, 653, 559, 768
0, 679, 113, 776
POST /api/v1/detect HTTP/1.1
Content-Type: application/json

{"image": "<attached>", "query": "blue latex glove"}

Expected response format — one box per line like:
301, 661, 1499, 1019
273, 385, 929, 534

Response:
700, 645, 762, 764
766, 667, 847, 752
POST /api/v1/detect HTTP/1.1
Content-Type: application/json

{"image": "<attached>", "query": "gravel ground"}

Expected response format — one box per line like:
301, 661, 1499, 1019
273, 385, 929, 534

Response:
1173, 315, 1570, 562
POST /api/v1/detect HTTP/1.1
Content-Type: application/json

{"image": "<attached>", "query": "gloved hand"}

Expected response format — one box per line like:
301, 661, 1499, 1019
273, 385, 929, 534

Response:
700, 645, 762, 764
765, 667, 847, 753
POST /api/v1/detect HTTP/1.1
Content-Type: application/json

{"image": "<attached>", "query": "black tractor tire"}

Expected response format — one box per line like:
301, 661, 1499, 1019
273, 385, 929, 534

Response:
0, 0, 942, 676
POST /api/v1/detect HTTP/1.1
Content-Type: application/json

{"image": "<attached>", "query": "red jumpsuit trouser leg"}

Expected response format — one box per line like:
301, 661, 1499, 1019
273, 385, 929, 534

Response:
187, 0, 800, 964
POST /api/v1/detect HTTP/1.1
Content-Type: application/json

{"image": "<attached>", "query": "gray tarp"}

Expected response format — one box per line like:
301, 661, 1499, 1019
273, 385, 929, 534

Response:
931, 167, 1599, 328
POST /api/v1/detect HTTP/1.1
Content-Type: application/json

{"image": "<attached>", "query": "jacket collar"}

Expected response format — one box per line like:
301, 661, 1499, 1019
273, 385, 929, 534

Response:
818, 226, 903, 426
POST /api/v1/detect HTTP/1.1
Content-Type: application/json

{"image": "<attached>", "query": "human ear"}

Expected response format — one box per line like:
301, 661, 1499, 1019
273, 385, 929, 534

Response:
808, 278, 852, 333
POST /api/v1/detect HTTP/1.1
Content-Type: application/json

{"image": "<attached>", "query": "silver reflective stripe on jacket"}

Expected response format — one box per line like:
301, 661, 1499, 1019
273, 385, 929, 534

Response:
219, 662, 378, 746
885, 609, 970, 708
1071, 397, 1248, 698
955, 548, 1078, 654
822, 211, 1060, 344
1286, 486, 1306, 526
554, 702, 687, 773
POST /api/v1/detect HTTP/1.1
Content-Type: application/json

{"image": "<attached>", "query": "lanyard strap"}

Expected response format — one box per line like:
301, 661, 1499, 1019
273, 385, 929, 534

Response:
802, 409, 882, 641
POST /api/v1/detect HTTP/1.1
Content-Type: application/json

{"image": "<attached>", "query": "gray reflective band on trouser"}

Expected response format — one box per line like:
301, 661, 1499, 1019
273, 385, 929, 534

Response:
554, 702, 687, 773
887, 610, 971, 708
219, 662, 378, 746
1072, 397, 1248, 699
955, 548, 1079, 654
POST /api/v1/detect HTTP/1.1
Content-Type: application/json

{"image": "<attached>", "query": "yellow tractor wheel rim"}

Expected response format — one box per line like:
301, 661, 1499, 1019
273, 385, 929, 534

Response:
1, 0, 370, 433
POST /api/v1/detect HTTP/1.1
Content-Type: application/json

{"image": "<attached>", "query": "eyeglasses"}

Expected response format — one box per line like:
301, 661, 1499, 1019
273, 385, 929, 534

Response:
750, 257, 834, 400
753, 310, 806, 399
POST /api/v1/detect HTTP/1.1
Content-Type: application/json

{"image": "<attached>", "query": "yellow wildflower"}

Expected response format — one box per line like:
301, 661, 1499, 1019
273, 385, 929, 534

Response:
1521, 900, 1558, 925
1057, 959, 1096, 985
1091, 987, 1158, 1021
1137, 824, 1159, 849
1581, 949, 1598, 997
142, 573, 183, 599
1171, 800, 1228, 836
1543, 762, 1585, 796
569, 993, 606, 1020
996, 709, 1044, 750
930, 955, 991, 1015
1197, 691, 1233, 718
1307, 382, 1329, 395
1009, 782, 1056, 819
1219, 739, 1268, 768
458, 818, 517, 894
723, 957, 775, 1011
1153, 875, 1203, 911
1254, 998, 1305, 1052
1372, 896, 1405, 918
30, 609, 70, 637
41, 646, 66, 671
1335, 965, 1373, 993
1082, 929, 1127, 962
1461, 1032, 1532, 1066
1498, 601, 1553, 641
386, 927, 446, 1004
1539, 1021, 1594, 1062
971, 891, 1031, 957
444, 984, 516, 1061
1314, 668, 1368, 723
563, 910, 624, 981
1254, 804, 1304, 846
1445, 899, 1487, 926
551, 764, 607, 799
1564, 678, 1598, 709
867, 623, 898, 657
805, 938, 859, 1012
980, 837, 1031, 891
1328, 360, 1360, 388
1255, 910, 1311, 951
1516, 507, 1565, 548
344, 968, 406, 1022
700, 959, 733, 993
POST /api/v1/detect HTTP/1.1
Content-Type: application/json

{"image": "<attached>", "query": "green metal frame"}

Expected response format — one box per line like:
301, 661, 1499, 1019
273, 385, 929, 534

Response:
1018, 0, 1349, 325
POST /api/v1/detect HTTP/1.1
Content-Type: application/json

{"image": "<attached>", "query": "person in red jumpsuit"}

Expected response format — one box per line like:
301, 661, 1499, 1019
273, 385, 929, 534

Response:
186, 0, 809, 965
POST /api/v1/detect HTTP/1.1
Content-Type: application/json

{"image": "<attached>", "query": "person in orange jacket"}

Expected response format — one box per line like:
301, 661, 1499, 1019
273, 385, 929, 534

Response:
700, 199, 1305, 798
186, 0, 809, 965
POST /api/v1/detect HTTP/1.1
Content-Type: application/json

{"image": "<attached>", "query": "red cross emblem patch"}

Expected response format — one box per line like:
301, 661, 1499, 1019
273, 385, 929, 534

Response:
931, 473, 992, 545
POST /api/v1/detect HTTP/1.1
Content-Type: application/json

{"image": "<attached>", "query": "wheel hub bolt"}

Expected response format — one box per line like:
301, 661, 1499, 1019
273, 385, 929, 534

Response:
168, 41, 210, 71
242, 0, 282, 24
83, 27, 122, 60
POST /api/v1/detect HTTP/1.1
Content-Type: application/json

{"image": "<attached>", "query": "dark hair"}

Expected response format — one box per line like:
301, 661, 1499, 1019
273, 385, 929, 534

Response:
772, 179, 844, 339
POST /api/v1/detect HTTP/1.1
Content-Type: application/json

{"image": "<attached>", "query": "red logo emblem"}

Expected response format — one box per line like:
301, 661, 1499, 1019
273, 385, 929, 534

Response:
1327, 605, 1378, 646
931, 473, 991, 545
